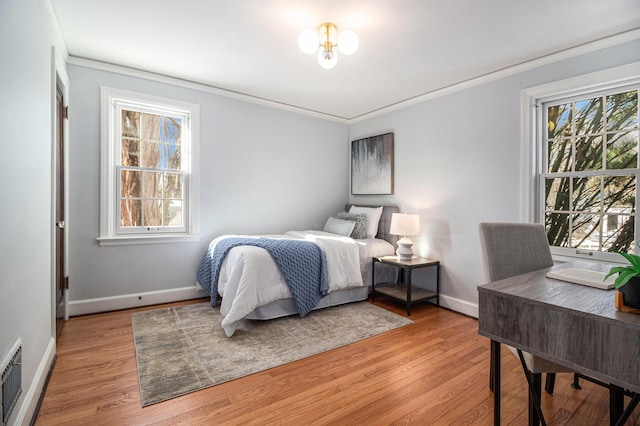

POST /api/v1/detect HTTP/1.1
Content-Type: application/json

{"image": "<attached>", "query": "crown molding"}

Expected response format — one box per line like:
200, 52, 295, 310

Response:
350, 28, 640, 123
67, 28, 640, 124
66, 56, 350, 124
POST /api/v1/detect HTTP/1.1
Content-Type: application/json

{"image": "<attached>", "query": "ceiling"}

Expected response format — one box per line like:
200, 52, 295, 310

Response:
50, 0, 640, 121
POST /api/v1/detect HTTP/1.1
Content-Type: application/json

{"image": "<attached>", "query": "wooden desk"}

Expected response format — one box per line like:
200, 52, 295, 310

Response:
478, 262, 640, 425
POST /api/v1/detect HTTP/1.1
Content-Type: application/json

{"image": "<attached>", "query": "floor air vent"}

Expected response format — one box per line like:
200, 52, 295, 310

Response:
1, 339, 22, 426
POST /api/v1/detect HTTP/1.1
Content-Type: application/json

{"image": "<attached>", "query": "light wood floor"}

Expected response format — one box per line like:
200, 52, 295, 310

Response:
35, 297, 639, 425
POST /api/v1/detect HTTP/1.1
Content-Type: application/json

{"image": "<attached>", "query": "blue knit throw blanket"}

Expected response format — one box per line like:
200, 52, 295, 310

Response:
196, 237, 329, 316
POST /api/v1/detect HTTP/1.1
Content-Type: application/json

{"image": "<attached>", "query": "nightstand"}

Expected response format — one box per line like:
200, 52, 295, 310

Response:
372, 256, 440, 316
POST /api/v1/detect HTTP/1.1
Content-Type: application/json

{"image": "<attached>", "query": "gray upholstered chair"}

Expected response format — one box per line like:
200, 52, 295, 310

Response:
479, 222, 574, 424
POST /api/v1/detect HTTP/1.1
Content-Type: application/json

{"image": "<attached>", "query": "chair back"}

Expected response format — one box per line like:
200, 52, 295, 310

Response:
479, 222, 553, 282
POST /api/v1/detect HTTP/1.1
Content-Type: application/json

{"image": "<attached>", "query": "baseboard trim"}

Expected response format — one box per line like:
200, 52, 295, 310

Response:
68, 286, 208, 316
16, 337, 55, 426
29, 353, 56, 426
68, 286, 478, 318
439, 294, 478, 318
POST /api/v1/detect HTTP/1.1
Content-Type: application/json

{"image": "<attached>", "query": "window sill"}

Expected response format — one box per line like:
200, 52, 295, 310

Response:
552, 253, 625, 266
97, 234, 200, 247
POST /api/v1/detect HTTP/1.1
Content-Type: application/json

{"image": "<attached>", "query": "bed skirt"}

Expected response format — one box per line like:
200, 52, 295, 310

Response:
246, 286, 370, 320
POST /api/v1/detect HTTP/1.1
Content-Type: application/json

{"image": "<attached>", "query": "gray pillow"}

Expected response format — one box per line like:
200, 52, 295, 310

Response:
337, 212, 368, 239
323, 216, 355, 236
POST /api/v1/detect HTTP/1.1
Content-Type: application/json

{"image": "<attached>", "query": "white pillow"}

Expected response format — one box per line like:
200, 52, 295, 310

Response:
348, 206, 383, 238
323, 217, 356, 237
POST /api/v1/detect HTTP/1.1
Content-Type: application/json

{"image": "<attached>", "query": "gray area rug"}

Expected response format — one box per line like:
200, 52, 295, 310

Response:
132, 301, 412, 406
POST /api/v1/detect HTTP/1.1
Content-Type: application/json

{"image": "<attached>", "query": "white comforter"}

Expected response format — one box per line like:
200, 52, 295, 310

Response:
215, 231, 364, 336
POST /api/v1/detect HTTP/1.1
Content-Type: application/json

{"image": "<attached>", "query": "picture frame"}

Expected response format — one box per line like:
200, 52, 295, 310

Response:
351, 132, 394, 195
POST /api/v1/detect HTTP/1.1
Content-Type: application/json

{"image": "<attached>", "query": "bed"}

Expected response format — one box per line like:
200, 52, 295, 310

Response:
197, 204, 399, 336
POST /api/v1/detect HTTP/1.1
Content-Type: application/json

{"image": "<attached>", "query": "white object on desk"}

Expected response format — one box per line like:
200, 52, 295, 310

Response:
546, 267, 615, 290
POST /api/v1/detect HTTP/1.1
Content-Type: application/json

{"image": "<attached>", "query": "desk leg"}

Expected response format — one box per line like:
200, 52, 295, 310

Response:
615, 392, 640, 426
491, 340, 501, 426
610, 385, 623, 426
489, 344, 495, 391
529, 373, 542, 426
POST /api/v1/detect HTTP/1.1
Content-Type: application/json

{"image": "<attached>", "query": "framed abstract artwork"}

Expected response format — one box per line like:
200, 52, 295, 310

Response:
351, 132, 394, 195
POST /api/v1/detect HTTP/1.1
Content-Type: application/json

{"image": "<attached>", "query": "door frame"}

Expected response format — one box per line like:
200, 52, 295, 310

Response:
52, 49, 69, 338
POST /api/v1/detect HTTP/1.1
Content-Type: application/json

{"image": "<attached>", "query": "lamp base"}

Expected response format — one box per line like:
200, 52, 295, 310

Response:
396, 237, 414, 261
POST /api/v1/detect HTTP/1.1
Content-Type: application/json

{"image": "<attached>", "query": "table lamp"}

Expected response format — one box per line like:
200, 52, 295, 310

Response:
389, 213, 420, 260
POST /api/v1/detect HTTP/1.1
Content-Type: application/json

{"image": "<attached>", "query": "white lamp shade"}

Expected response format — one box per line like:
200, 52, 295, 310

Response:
338, 30, 359, 55
298, 29, 319, 54
317, 48, 338, 69
389, 213, 420, 236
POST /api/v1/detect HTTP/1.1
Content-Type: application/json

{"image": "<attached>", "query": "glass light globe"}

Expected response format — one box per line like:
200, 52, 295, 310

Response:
337, 30, 359, 55
298, 29, 319, 54
317, 48, 338, 69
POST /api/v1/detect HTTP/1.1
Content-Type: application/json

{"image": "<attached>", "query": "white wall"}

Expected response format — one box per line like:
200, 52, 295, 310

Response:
349, 38, 640, 316
67, 64, 350, 310
0, 0, 65, 423
66, 37, 640, 317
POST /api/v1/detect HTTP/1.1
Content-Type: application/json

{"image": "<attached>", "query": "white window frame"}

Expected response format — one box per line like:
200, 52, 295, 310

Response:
521, 62, 640, 262
98, 87, 200, 246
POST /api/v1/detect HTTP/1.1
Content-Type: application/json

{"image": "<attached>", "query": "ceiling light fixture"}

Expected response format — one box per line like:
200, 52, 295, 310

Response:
298, 23, 359, 69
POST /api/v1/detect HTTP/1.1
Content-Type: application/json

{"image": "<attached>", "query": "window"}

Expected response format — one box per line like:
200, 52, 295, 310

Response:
99, 88, 199, 245
542, 89, 638, 255
521, 63, 640, 261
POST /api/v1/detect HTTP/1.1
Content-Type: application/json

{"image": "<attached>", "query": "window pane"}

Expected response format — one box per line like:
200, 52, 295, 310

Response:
142, 171, 163, 199
141, 141, 161, 168
574, 135, 603, 171
165, 200, 183, 226
545, 177, 570, 211
121, 138, 139, 166
164, 173, 182, 198
572, 176, 601, 212
571, 213, 600, 249
603, 215, 635, 253
163, 117, 182, 144
143, 200, 162, 226
121, 199, 141, 227
141, 113, 161, 141
164, 143, 182, 170
607, 91, 638, 131
121, 170, 141, 198
547, 103, 571, 139
121, 110, 139, 138
545, 212, 570, 247
603, 175, 635, 214
575, 97, 603, 135
607, 131, 638, 169
548, 139, 571, 173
